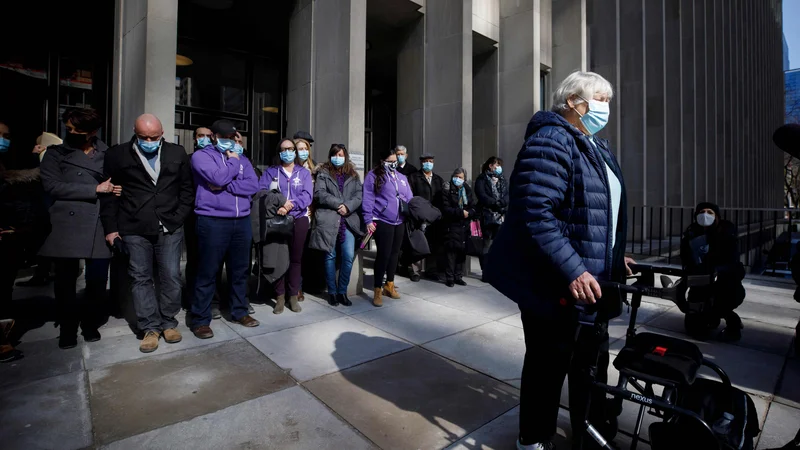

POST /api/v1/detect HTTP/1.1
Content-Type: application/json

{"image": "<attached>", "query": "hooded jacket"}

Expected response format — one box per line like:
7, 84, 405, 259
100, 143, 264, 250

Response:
258, 165, 313, 220
362, 169, 414, 226
191, 145, 259, 218
485, 111, 627, 316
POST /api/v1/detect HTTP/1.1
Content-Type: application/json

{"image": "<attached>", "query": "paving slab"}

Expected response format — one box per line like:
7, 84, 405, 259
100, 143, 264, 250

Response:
741, 282, 800, 311
647, 307, 796, 356
392, 277, 472, 300
736, 300, 800, 330
424, 286, 520, 320
229, 298, 344, 338
757, 403, 800, 449
247, 316, 412, 381
0, 371, 92, 450
305, 347, 520, 450
308, 291, 417, 316
14, 321, 62, 343
775, 358, 800, 409
446, 406, 575, 450
424, 321, 525, 386
608, 302, 671, 340
0, 337, 83, 388
89, 339, 294, 445
102, 386, 374, 450
82, 319, 241, 370
353, 299, 492, 344
498, 312, 523, 329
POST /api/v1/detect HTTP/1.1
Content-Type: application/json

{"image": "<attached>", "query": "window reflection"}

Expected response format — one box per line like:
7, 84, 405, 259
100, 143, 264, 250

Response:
251, 60, 280, 168
175, 44, 247, 114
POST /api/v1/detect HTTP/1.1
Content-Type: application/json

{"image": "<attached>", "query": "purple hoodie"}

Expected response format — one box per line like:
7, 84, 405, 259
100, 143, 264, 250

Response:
192, 146, 259, 218
258, 165, 313, 220
362, 169, 413, 226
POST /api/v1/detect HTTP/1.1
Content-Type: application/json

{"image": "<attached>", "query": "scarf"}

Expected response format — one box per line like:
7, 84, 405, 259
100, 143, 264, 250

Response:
458, 186, 468, 209
336, 172, 347, 243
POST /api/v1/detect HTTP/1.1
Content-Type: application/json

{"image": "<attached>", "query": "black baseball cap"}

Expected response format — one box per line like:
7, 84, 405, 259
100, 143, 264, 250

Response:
211, 120, 237, 137
293, 130, 314, 143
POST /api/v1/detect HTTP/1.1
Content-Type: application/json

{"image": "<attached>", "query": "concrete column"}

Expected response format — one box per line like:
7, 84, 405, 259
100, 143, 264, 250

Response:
551, 0, 586, 86
112, 0, 178, 144
396, 18, 425, 160
424, 0, 473, 175
498, 0, 543, 165
472, 49, 499, 180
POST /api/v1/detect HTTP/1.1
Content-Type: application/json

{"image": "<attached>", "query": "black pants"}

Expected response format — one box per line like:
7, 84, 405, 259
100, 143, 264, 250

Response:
54, 258, 110, 336
0, 235, 24, 318
445, 250, 466, 282
688, 276, 745, 327
478, 224, 499, 271
373, 221, 404, 289
519, 307, 610, 445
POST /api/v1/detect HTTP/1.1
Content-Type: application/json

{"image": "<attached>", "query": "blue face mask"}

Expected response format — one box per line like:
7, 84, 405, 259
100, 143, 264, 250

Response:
331, 156, 345, 167
280, 150, 296, 164
196, 136, 211, 149
576, 97, 610, 135
138, 139, 161, 154
494, 166, 503, 176
0, 137, 9, 153
298, 150, 309, 161
422, 162, 434, 172
397, 154, 406, 165
452, 177, 464, 187
215, 138, 235, 153
233, 143, 244, 155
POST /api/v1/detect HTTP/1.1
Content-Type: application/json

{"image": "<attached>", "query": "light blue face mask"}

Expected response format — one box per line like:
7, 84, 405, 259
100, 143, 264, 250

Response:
397, 154, 406, 165
0, 137, 9, 153
493, 166, 503, 176
576, 97, 610, 135
452, 177, 464, 187
138, 139, 161, 154
196, 136, 211, 149
331, 156, 345, 167
298, 150, 309, 161
215, 138, 235, 153
233, 143, 244, 155
422, 162, 434, 172
280, 150, 296, 164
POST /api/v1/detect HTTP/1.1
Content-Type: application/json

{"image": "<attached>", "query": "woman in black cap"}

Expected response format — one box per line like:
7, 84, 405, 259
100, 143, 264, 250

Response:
679, 201, 746, 341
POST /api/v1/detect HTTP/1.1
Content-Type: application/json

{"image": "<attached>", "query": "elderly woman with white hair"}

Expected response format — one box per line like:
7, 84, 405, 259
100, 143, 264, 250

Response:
486, 71, 635, 450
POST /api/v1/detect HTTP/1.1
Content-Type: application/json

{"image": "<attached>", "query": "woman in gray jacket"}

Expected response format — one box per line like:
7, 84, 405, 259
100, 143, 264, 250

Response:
309, 144, 364, 307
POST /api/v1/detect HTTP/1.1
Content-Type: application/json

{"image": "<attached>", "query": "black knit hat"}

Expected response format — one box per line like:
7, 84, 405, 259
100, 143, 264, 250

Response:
293, 130, 314, 144
695, 202, 720, 217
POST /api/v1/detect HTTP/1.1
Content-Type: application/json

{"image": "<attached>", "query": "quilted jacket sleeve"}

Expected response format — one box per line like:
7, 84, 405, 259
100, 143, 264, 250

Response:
514, 133, 587, 284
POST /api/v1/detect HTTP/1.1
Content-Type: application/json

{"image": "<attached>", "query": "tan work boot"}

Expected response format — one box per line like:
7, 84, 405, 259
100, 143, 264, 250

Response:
163, 328, 182, 344
139, 331, 160, 353
274, 295, 286, 315
373, 288, 383, 307
288, 296, 302, 313
382, 281, 401, 299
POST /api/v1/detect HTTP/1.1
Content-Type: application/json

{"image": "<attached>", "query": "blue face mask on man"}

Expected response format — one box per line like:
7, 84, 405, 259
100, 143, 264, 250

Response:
452, 177, 464, 187
138, 138, 161, 154
331, 156, 345, 167
196, 136, 211, 149
215, 138, 235, 153
575, 97, 610, 135
298, 150, 309, 161
397, 154, 406, 165
0, 137, 9, 153
422, 162, 434, 172
280, 150, 296, 164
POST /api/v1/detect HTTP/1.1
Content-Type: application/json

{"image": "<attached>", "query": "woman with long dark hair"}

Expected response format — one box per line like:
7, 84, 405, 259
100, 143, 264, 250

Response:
362, 148, 413, 307
309, 144, 364, 306
474, 156, 508, 278
258, 138, 313, 314
442, 168, 478, 287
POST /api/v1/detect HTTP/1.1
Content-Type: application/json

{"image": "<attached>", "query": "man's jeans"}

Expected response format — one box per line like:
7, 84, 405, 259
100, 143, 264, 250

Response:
123, 228, 184, 334
191, 216, 252, 326
324, 229, 355, 295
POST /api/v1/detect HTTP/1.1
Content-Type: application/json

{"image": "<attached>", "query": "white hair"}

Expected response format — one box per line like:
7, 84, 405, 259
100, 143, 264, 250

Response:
394, 145, 408, 154
551, 71, 614, 112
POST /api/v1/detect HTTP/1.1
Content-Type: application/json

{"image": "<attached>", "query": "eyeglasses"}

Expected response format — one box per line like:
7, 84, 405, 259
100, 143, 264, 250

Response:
281, 147, 296, 151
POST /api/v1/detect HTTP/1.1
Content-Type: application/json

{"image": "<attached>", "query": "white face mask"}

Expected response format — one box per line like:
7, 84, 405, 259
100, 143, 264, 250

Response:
697, 212, 716, 227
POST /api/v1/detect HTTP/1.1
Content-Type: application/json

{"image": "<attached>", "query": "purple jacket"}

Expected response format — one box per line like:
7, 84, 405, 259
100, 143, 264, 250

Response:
362, 170, 414, 226
192, 146, 259, 218
258, 165, 313, 220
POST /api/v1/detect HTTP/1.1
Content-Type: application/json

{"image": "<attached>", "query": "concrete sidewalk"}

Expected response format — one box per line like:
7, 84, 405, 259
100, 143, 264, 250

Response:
2, 271, 799, 450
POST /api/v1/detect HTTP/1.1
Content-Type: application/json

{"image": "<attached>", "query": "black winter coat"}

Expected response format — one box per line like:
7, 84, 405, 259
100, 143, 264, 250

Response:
441, 182, 478, 251
680, 220, 744, 280
474, 172, 508, 225
408, 170, 445, 206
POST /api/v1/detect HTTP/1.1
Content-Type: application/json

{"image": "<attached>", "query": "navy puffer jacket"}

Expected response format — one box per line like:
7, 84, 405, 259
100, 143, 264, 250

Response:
486, 111, 627, 317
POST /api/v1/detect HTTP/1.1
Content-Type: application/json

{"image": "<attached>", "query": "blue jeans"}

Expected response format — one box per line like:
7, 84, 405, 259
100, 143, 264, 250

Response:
124, 228, 184, 333
192, 216, 252, 326
324, 229, 355, 295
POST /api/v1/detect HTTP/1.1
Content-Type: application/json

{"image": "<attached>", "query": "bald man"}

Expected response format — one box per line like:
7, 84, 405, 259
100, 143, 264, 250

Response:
100, 114, 194, 354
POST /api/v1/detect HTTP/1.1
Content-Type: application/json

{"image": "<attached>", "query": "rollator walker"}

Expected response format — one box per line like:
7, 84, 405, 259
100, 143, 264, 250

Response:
577, 264, 760, 450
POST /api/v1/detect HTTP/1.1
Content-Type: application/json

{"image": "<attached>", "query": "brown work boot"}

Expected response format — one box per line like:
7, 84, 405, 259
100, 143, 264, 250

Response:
274, 295, 286, 315
288, 296, 302, 313
163, 328, 182, 344
373, 288, 383, 307
192, 325, 214, 339
382, 281, 401, 299
139, 331, 160, 353
235, 315, 260, 327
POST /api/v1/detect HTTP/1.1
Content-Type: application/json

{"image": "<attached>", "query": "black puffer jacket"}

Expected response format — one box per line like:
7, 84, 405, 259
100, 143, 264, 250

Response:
441, 181, 478, 251
474, 172, 508, 225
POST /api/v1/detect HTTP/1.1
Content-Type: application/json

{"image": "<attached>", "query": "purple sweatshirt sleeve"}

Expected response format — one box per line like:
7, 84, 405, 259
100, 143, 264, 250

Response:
362, 171, 376, 224
292, 168, 313, 212
192, 150, 239, 187
258, 167, 276, 191
399, 174, 414, 202
226, 157, 259, 197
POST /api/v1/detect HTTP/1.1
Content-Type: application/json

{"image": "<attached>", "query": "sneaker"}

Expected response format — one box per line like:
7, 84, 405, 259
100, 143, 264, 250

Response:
247, 303, 255, 314
211, 306, 222, 320
517, 440, 555, 450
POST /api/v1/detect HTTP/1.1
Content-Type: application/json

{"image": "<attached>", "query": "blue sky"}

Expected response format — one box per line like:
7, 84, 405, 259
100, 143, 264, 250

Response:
787, 0, 800, 70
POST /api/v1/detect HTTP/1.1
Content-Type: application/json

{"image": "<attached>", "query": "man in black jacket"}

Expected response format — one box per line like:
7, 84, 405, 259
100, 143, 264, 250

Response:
100, 114, 194, 354
395, 145, 417, 177
405, 153, 444, 281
